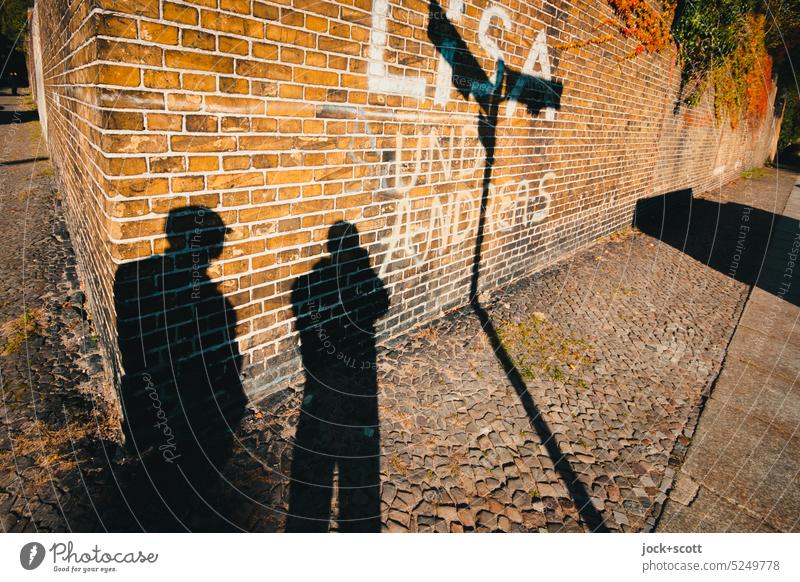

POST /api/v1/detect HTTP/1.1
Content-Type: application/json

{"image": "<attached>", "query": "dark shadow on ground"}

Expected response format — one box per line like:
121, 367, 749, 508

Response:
112, 205, 247, 531
0, 156, 48, 167
428, 0, 608, 531
635, 189, 800, 307
775, 144, 800, 172
0, 109, 38, 124
286, 221, 389, 532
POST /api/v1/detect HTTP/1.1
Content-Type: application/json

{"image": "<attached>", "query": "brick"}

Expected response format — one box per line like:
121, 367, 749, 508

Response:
100, 156, 148, 176
239, 204, 290, 222
266, 232, 311, 250
186, 114, 219, 132
292, 199, 334, 214
252, 154, 279, 168
164, 2, 199, 25
221, 116, 250, 132
96, 39, 162, 66
171, 135, 237, 152
149, 156, 186, 173
279, 84, 304, 99
147, 113, 182, 131
108, 177, 170, 198
294, 67, 338, 86
188, 156, 219, 172
188, 193, 222, 208
267, 101, 314, 117
207, 171, 265, 190
201, 10, 263, 38
205, 95, 265, 115
97, 0, 158, 18
110, 217, 165, 240
171, 176, 205, 192
167, 93, 203, 111
141, 22, 179, 45
110, 199, 149, 218
266, 169, 312, 186
222, 155, 252, 170
318, 36, 361, 56
280, 47, 304, 64
222, 258, 250, 276
182, 73, 217, 92
143, 70, 180, 89
239, 136, 294, 151
102, 133, 167, 154
222, 190, 251, 206
99, 110, 144, 131
98, 89, 164, 110
111, 241, 152, 261
219, 76, 249, 94
95, 14, 137, 39
219, 35, 249, 55
165, 50, 234, 73
151, 196, 188, 215
235, 59, 274, 79
220, 0, 251, 16
306, 15, 328, 33
182, 30, 216, 51
266, 24, 315, 48
253, 2, 280, 21
252, 42, 278, 60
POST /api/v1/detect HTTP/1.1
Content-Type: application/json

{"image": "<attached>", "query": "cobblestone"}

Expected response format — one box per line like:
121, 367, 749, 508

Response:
0, 93, 121, 532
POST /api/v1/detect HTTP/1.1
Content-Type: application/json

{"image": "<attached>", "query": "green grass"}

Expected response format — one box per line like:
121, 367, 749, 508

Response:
497, 313, 594, 389
1, 309, 45, 356
741, 167, 771, 180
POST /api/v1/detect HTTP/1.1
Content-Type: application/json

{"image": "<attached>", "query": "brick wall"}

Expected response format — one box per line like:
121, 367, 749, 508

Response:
30, 0, 123, 391
30, 0, 782, 401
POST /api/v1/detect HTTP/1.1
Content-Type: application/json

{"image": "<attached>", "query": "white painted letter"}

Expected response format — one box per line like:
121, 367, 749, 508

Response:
369, 0, 426, 98
532, 172, 556, 223
434, 0, 465, 105
507, 30, 556, 121
478, 6, 512, 88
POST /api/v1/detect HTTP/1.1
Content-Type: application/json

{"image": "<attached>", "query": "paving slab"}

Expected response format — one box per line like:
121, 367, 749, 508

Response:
656, 177, 800, 533
658, 486, 777, 532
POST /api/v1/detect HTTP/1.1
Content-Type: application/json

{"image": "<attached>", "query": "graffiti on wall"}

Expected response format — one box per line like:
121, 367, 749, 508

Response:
365, 0, 561, 276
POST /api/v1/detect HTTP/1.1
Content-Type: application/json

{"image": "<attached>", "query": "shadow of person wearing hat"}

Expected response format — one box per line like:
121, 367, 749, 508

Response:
113, 205, 246, 531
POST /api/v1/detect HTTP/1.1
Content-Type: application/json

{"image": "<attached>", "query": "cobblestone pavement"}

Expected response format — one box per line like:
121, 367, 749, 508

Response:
224, 170, 797, 532
233, 236, 742, 532
0, 92, 120, 532
2, 92, 796, 532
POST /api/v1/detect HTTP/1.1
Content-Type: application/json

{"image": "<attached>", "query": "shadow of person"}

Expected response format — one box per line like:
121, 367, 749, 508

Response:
113, 206, 246, 531
286, 221, 390, 532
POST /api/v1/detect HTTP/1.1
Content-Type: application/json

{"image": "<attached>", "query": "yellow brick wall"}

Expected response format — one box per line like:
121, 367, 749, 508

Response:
32, 0, 782, 400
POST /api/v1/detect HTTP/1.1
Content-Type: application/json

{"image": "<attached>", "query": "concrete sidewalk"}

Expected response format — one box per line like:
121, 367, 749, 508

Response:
657, 178, 800, 532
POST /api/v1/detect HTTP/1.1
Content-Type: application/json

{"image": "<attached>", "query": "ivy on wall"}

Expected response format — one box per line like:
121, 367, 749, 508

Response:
607, 0, 675, 56
604, 0, 779, 128
671, 1, 774, 126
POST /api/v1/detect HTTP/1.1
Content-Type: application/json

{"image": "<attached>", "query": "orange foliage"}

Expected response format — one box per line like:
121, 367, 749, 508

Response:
607, 0, 675, 57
